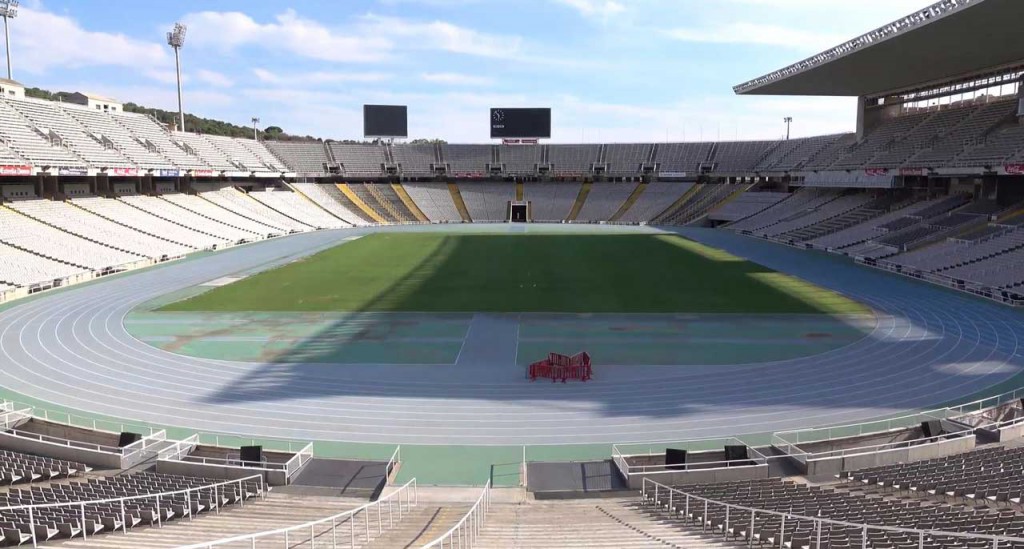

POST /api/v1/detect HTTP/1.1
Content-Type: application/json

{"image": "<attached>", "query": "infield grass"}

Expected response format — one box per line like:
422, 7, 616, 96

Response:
162, 233, 868, 314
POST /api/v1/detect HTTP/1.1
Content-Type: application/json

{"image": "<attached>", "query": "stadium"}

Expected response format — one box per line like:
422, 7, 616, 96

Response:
0, 0, 1023, 547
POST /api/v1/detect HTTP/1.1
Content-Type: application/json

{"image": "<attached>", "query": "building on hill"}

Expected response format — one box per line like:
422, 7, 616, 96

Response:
65, 91, 124, 113
0, 78, 24, 100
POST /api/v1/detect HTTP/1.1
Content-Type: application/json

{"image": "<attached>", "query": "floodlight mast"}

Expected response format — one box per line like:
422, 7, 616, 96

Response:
167, 23, 187, 132
784, 117, 793, 140
0, 0, 18, 80
252, 117, 260, 141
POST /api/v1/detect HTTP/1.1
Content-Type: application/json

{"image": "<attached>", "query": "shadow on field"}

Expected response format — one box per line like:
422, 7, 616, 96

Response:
187, 229, 1024, 423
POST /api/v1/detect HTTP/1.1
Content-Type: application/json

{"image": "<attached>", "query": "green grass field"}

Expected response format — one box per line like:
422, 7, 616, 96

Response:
162, 233, 868, 314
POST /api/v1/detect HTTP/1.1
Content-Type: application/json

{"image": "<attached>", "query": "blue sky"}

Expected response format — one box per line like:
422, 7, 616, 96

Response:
8, 0, 931, 142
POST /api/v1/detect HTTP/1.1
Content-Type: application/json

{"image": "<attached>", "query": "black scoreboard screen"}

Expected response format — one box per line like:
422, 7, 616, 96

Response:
490, 108, 551, 139
364, 105, 408, 138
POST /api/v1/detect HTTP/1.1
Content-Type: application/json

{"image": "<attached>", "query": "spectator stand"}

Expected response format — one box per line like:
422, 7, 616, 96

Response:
157, 434, 314, 486
528, 352, 592, 383
0, 403, 167, 470
612, 437, 769, 489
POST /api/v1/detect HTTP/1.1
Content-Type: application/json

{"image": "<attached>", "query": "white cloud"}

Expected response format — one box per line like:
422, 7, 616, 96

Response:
10, 6, 167, 74
358, 14, 522, 59
252, 69, 393, 86
195, 69, 234, 88
665, 22, 849, 52
554, 0, 626, 21
181, 10, 393, 63
420, 72, 494, 86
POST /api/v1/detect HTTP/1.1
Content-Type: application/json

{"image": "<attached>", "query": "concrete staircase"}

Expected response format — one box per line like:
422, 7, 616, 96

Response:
363, 504, 471, 548
475, 499, 737, 548
52, 493, 367, 548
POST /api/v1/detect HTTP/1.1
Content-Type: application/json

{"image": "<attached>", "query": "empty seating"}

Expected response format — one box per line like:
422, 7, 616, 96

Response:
200, 187, 312, 233
548, 145, 599, 176
0, 448, 88, 486
709, 191, 789, 223
711, 140, 776, 173
119, 193, 256, 243
173, 133, 238, 171
8, 199, 191, 260
523, 182, 580, 222
203, 135, 279, 172
404, 183, 462, 222
291, 182, 369, 225
603, 144, 650, 175
0, 204, 139, 270
247, 189, 347, 229
61, 105, 172, 169
0, 241, 87, 287
0, 100, 84, 168
392, 144, 437, 176
112, 112, 209, 169
576, 183, 637, 222
264, 141, 329, 174
459, 182, 515, 221
330, 143, 385, 177
73, 196, 227, 250
656, 143, 714, 173
7, 98, 133, 168
161, 192, 281, 238
618, 183, 694, 223
499, 145, 541, 175
443, 144, 491, 176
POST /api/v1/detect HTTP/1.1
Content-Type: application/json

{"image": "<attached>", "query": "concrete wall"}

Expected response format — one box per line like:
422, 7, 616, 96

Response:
0, 431, 123, 469
805, 435, 976, 477
625, 464, 768, 490
156, 459, 287, 486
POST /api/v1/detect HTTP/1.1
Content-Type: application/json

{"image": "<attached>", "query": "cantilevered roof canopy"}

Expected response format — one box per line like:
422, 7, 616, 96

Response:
734, 0, 1024, 97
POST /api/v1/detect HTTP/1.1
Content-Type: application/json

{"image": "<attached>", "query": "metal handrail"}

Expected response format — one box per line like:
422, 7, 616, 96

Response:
643, 478, 1024, 548
420, 480, 491, 549
178, 478, 418, 548
385, 445, 401, 485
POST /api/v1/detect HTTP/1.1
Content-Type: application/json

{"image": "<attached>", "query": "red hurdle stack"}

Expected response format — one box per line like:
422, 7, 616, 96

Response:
528, 352, 592, 383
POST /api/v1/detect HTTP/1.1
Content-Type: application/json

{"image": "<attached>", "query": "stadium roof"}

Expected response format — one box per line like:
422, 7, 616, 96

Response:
734, 0, 1024, 97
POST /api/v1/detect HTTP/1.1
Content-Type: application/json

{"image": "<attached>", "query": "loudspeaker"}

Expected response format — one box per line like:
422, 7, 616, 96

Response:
665, 448, 687, 470
240, 445, 264, 464
724, 445, 749, 462
118, 432, 142, 447
921, 420, 943, 438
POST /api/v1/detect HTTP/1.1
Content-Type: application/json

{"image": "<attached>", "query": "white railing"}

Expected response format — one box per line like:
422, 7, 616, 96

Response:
386, 445, 401, 485
420, 480, 491, 549
178, 478, 418, 549
612, 437, 762, 478
284, 442, 314, 478
2, 474, 265, 547
642, 478, 1023, 549
158, 434, 199, 461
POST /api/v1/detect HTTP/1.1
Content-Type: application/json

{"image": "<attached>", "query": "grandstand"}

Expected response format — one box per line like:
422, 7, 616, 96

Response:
4, 1, 1024, 548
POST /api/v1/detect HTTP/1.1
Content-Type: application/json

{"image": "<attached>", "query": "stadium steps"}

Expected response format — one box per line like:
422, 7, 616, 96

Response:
158, 195, 263, 238
318, 183, 375, 224
683, 183, 750, 226
566, 182, 591, 222
362, 504, 472, 548
652, 183, 702, 224
366, 182, 413, 221
705, 183, 754, 221
446, 182, 473, 222
475, 499, 734, 548
51, 493, 379, 548
337, 183, 388, 224
609, 183, 647, 222
391, 183, 430, 222
516, 181, 524, 201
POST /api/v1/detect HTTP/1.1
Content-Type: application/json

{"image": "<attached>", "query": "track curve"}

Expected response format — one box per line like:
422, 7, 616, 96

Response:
0, 225, 1022, 445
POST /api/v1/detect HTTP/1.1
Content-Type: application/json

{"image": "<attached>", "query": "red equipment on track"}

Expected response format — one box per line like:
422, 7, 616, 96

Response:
528, 352, 592, 383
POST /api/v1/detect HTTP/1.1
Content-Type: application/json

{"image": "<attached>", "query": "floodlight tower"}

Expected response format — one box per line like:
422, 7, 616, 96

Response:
167, 23, 187, 132
0, 0, 18, 80
251, 117, 260, 141
784, 117, 793, 140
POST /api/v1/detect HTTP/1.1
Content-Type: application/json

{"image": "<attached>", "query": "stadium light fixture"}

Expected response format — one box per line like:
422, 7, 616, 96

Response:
166, 22, 187, 132
252, 117, 260, 141
784, 117, 793, 140
0, 0, 18, 80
